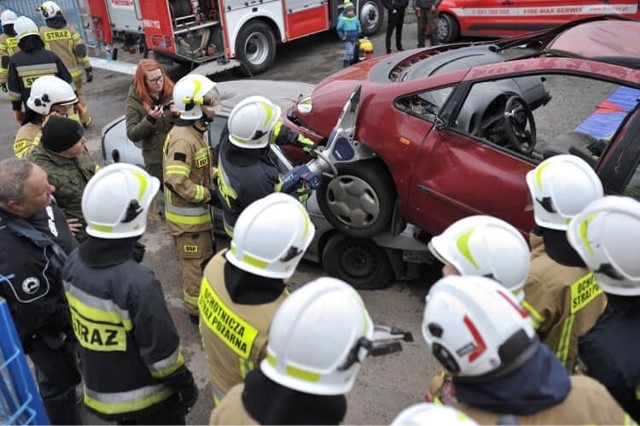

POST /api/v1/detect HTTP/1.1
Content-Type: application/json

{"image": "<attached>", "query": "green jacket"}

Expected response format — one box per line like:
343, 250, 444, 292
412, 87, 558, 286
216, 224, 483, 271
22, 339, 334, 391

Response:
125, 85, 174, 175
28, 145, 99, 241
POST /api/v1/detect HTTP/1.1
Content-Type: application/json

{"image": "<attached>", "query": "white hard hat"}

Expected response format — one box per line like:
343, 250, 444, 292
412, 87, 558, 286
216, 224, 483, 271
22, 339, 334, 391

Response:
82, 163, 160, 239
226, 192, 314, 278
38, 1, 62, 19
428, 215, 530, 298
27, 76, 77, 115
391, 403, 479, 426
227, 96, 281, 149
13, 16, 39, 41
1, 10, 18, 26
172, 74, 218, 120
260, 277, 374, 395
526, 154, 603, 230
422, 275, 537, 379
567, 195, 640, 296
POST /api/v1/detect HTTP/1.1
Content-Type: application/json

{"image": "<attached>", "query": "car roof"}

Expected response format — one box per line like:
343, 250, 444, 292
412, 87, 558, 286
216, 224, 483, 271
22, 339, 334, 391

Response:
216, 79, 314, 114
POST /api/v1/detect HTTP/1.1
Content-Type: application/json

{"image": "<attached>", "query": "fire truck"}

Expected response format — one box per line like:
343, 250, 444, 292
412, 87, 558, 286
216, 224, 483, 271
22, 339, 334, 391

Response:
87, 0, 384, 75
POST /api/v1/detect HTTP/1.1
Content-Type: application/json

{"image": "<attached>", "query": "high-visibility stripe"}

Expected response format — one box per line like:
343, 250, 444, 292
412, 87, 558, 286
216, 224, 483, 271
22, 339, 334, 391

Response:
165, 164, 190, 176
183, 290, 199, 308
223, 219, 234, 238
229, 242, 268, 269
84, 384, 173, 415
165, 210, 210, 225
64, 285, 133, 331
625, 414, 638, 426
15, 63, 58, 73
164, 204, 209, 216
521, 299, 544, 329
266, 353, 321, 383
555, 314, 575, 366
148, 348, 185, 379
239, 358, 255, 379
193, 185, 205, 203
449, 4, 638, 17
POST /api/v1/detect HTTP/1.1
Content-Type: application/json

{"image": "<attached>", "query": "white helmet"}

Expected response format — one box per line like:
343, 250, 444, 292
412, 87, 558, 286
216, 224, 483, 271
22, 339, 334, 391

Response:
37, 1, 62, 19
428, 215, 530, 298
391, 403, 479, 426
27, 76, 77, 115
13, 16, 39, 41
226, 193, 314, 278
567, 195, 640, 296
1, 10, 18, 26
526, 154, 603, 230
227, 96, 281, 149
422, 275, 537, 379
172, 74, 218, 120
82, 163, 160, 239
261, 277, 374, 395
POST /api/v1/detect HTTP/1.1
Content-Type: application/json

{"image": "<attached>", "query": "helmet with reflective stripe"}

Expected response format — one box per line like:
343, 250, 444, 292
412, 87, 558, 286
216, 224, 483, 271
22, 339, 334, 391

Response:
172, 74, 218, 120
260, 277, 374, 395
0, 10, 18, 26
227, 96, 281, 149
422, 275, 537, 379
226, 192, 314, 278
391, 403, 479, 426
526, 154, 603, 230
82, 163, 160, 239
567, 195, 640, 296
37, 1, 62, 18
13, 16, 39, 41
27, 75, 77, 115
428, 215, 530, 298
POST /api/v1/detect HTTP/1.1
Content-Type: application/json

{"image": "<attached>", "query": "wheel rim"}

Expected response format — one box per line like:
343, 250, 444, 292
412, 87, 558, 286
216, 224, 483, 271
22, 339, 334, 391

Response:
340, 243, 378, 279
437, 16, 449, 40
325, 175, 381, 229
243, 31, 269, 66
359, 1, 380, 34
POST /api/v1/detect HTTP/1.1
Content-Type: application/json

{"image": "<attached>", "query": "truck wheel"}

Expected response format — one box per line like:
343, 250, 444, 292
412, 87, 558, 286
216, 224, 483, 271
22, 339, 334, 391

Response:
437, 13, 460, 43
359, 0, 384, 36
322, 233, 394, 289
317, 160, 396, 239
235, 21, 276, 75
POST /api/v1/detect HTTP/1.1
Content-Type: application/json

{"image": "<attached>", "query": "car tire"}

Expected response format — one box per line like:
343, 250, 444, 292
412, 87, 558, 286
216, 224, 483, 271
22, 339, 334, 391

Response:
359, 0, 384, 36
437, 13, 460, 44
322, 233, 394, 289
235, 20, 276, 76
317, 160, 396, 239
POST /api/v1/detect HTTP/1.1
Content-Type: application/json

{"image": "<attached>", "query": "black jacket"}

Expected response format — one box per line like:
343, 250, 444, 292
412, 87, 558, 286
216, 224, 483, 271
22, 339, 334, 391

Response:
0, 204, 77, 351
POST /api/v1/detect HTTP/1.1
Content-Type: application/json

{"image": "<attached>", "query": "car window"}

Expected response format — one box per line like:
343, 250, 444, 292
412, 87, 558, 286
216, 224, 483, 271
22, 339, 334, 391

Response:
397, 87, 453, 121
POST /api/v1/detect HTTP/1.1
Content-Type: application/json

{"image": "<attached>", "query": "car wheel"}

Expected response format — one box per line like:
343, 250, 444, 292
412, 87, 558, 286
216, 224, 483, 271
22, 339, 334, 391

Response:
317, 160, 396, 239
437, 13, 459, 43
235, 21, 276, 76
359, 0, 384, 36
322, 233, 394, 289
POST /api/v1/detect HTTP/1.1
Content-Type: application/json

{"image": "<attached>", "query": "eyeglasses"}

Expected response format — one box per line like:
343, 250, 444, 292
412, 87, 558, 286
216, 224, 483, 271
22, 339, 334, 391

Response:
146, 75, 163, 84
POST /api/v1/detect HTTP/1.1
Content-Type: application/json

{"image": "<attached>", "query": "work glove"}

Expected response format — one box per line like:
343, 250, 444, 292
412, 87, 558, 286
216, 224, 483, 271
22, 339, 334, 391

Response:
85, 67, 93, 83
0, 82, 6, 93
296, 183, 312, 203
13, 109, 23, 123
297, 135, 317, 155
162, 366, 199, 414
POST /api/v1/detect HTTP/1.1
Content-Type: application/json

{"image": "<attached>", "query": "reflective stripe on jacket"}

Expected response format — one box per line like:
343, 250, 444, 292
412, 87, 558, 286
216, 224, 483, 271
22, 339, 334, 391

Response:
7, 48, 72, 103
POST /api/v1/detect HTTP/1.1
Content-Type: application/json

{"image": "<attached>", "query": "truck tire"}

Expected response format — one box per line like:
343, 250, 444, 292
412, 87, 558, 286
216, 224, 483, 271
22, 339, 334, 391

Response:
235, 21, 276, 75
322, 233, 394, 289
317, 160, 396, 239
437, 13, 460, 44
359, 0, 384, 36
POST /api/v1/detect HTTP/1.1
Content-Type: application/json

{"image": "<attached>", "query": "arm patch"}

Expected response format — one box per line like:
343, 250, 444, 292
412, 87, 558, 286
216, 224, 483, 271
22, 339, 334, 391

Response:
74, 44, 87, 57
174, 152, 187, 162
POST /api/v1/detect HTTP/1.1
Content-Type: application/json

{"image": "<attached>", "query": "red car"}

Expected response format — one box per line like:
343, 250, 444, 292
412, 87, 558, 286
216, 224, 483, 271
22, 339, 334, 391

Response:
436, 0, 640, 43
283, 16, 640, 240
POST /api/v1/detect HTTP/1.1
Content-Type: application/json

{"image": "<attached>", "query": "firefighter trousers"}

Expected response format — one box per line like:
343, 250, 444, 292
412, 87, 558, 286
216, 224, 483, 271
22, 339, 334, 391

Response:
173, 231, 214, 316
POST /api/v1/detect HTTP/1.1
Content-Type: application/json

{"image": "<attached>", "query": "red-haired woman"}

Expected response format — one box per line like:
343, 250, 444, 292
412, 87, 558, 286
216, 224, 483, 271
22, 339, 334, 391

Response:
125, 59, 179, 220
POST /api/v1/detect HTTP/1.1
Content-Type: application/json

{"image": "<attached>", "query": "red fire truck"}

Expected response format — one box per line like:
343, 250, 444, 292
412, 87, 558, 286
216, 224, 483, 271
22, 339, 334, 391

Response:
87, 0, 383, 75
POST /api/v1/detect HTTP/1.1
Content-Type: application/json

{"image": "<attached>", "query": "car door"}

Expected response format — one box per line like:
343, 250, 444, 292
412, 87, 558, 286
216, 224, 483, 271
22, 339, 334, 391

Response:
444, 0, 522, 38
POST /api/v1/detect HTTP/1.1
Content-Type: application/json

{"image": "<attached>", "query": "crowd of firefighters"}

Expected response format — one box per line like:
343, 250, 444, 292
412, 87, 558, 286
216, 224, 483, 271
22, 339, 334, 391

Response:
1, 1, 640, 426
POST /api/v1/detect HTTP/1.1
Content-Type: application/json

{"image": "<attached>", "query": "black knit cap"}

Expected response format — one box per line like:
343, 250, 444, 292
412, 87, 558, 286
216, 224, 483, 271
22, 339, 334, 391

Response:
41, 116, 84, 153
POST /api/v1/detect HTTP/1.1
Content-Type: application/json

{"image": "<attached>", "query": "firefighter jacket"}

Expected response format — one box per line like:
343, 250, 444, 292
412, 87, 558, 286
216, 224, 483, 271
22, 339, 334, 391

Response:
210, 383, 258, 425
13, 121, 42, 158
0, 33, 20, 85
62, 237, 190, 420
579, 295, 640, 422
125, 85, 174, 174
163, 122, 213, 235
7, 41, 72, 110
28, 145, 99, 241
198, 251, 287, 403
521, 232, 606, 372
0, 204, 77, 352
39, 24, 90, 80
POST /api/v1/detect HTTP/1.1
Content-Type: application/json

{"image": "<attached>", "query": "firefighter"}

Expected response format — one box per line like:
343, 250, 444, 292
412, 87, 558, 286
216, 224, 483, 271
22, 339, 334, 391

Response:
568, 196, 640, 422
217, 95, 316, 237
211, 276, 373, 425
163, 73, 219, 323
522, 154, 606, 373
425, 214, 531, 405
28, 116, 99, 241
62, 163, 199, 424
199, 192, 315, 405
422, 275, 632, 424
37, 1, 93, 127
0, 10, 20, 94
0, 158, 81, 425
13, 75, 77, 158
7, 16, 72, 124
